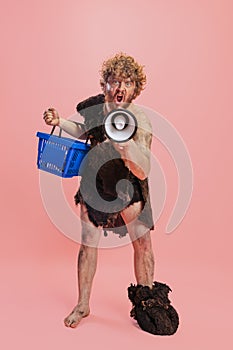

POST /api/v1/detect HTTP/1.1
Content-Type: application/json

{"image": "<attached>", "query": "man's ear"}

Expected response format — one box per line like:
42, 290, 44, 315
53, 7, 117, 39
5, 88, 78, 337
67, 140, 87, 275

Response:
100, 79, 106, 93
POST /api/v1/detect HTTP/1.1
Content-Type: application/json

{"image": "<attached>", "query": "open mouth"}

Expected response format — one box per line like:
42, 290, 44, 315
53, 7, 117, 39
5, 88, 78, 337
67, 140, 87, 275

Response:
116, 94, 124, 103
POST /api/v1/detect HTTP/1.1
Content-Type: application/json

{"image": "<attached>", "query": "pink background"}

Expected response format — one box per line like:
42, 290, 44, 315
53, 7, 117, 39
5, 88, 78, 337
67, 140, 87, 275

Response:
1, 0, 233, 348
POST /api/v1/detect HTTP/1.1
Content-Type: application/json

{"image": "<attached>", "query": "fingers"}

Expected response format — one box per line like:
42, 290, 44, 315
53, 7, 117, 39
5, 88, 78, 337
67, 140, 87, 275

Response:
43, 111, 53, 124
116, 144, 124, 151
113, 140, 130, 151
43, 108, 56, 119
43, 108, 59, 125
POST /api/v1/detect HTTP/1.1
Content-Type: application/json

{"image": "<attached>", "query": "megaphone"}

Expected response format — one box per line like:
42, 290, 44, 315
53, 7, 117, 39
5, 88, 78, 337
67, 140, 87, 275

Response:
103, 108, 138, 143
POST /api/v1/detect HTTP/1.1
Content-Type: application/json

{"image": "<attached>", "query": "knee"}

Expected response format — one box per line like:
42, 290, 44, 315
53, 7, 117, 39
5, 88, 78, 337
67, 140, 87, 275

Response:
80, 205, 100, 247
81, 225, 100, 247
81, 232, 99, 247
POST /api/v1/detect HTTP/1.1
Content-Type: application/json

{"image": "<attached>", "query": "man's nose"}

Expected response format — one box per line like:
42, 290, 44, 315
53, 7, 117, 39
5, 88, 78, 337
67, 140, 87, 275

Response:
117, 82, 125, 91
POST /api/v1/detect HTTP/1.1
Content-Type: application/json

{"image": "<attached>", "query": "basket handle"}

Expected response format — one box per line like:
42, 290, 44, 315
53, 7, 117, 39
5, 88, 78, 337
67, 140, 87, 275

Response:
50, 125, 62, 137
50, 123, 88, 143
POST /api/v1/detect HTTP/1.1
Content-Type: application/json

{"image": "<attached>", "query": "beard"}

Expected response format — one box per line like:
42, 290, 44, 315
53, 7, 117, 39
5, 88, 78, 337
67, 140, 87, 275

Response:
105, 91, 135, 110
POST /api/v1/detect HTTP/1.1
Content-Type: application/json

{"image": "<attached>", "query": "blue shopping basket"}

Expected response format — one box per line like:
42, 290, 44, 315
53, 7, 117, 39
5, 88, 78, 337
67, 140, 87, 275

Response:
36, 126, 90, 178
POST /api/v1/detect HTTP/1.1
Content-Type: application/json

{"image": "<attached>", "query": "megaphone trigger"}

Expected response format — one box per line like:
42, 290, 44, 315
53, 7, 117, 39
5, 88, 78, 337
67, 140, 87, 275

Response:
104, 109, 137, 143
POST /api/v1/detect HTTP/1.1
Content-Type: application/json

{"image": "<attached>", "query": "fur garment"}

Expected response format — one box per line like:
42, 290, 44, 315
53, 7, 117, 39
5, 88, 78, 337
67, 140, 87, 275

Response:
75, 94, 154, 237
128, 282, 179, 335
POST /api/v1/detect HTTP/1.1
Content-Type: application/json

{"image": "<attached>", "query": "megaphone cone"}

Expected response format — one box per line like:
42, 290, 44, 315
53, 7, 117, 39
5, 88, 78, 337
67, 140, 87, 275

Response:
104, 108, 137, 143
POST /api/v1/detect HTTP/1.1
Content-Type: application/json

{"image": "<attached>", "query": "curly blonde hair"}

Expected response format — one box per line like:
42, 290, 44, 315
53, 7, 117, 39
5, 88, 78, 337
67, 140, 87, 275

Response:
100, 53, 146, 99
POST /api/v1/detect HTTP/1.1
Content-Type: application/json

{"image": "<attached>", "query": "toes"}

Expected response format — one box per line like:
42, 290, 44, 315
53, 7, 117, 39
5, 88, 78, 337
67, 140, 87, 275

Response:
64, 314, 80, 328
64, 308, 90, 328
70, 321, 79, 328
64, 317, 80, 328
64, 316, 73, 327
64, 319, 71, 327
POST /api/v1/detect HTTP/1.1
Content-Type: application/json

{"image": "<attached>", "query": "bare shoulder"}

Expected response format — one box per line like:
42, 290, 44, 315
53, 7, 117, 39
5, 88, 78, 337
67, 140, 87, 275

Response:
127, 104, 152, 149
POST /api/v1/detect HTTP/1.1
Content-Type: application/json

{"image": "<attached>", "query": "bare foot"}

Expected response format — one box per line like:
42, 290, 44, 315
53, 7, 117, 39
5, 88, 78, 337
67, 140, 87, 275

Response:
64, 305, 90, 328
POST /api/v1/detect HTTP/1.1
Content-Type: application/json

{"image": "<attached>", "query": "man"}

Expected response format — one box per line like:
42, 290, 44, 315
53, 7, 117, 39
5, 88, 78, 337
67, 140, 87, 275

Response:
43, 53, 155, 328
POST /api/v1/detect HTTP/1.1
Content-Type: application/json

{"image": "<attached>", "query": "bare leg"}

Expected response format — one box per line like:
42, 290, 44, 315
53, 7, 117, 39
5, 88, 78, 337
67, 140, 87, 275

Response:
64, 205, 101, 328
122, 202, 155, 287
131, 231, 155, 286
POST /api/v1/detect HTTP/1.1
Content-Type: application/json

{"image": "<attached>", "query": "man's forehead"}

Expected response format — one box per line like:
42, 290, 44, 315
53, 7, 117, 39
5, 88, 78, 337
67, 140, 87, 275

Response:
108, 75, 133, 82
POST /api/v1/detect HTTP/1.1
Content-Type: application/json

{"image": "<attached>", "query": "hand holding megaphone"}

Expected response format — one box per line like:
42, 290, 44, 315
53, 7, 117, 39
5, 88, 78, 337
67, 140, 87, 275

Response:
103, 108, 138, 143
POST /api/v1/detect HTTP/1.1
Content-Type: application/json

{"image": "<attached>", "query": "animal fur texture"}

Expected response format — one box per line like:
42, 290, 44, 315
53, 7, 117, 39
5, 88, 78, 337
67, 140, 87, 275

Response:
74, 94, 154, 237
128, 282, 179, 335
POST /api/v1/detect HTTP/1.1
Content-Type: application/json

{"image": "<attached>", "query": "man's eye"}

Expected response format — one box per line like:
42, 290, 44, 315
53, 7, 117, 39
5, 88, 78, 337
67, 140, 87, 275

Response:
113, 81, 119, 85
125, 82, 132, 87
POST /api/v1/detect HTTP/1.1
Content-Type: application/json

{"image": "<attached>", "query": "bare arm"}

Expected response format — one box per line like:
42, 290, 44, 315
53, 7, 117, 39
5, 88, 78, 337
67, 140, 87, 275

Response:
43, 108, 86, 139
59, 118, 86, 139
